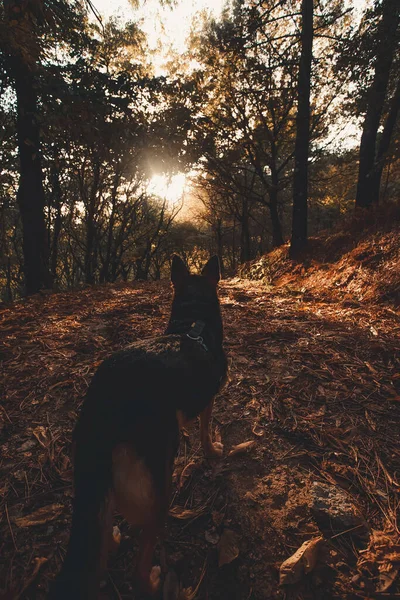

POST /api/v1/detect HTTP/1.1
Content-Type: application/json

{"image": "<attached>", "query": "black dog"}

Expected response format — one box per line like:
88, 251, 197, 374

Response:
49, 255, 227, 598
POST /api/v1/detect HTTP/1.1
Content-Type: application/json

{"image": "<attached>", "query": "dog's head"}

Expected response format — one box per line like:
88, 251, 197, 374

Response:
169, 256, 222, 338
171, 254, 220, 292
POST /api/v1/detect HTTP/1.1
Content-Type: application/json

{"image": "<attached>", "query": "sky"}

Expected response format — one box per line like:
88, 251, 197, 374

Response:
92, 0, 369, 45
92, 0, 226, 57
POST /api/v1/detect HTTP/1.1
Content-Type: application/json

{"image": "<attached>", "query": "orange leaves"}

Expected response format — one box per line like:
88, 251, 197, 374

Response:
228, 440, 256, 456
13, 504, 64, 528
169, 506, 204, 520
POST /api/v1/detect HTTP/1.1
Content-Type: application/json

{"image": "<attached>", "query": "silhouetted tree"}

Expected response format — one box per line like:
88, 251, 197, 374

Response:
290, 0, 314, 258
2, 0, 53, 293
355, 0, 400, 208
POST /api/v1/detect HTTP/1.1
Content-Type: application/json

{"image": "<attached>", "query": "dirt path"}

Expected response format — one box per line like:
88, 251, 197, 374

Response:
1, 280, 399, 599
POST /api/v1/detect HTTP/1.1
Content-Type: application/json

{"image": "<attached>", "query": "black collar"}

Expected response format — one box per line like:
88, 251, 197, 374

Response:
186, 320, 208, 352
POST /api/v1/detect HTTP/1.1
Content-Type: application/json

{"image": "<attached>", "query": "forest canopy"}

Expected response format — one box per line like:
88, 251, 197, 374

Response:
0, 0, 399, 299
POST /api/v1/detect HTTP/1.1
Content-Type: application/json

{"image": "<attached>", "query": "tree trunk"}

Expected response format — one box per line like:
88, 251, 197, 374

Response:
11, 56, 51, 294
135, 241, 151, 281
215, 218, 224, 276
289, 0, 313, 259
269, 167, 285, 247
50, 161, 62, 283
84, 162, 100, 285
355, 0, 399, 208
4, 0, 51, 294
240, 196, 251, 263
5, 256, 13, 302
381, 159, 392, 204
50, 203, 62, 283
369, 76, 400, 203
101, 171, 120, 283
135, 260, 148, 281
269, 199, 285, 248
84, 215, 96, 285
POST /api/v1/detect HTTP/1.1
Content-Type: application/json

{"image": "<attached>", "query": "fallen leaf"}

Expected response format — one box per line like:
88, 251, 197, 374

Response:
214, 426, 222, 444
32, 426, 54, 461
179, 460, 198, 489
279, 536, 323, 585
378, 568, 399, 593
32, 426, 51, 448
49, 379, 74, 390
205, 528, 220, 544
218, 529, 240, 567
15, 557, 48, 599
365, 361, 378, 375
13, 504, 64, 527
251, 424, 264, 437
111, 525, 121, 551
228, 440, 256, 456
181, 559, 207, 599
169, 506, 202, 520
18, 440, 36, 453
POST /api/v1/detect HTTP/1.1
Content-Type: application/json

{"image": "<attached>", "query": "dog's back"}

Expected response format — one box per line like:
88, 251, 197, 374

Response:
50, 256, 227, 598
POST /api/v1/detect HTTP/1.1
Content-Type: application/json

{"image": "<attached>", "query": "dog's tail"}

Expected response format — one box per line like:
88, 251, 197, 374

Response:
49, 417, 113, 599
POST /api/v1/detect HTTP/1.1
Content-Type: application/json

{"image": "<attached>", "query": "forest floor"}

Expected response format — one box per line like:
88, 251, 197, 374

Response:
1, 267, 400, 599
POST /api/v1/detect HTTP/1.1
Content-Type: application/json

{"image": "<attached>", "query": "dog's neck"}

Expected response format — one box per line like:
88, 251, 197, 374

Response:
165, 298, 224, 352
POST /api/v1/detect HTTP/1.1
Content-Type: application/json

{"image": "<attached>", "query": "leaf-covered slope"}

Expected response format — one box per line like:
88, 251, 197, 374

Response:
240, 214, 400, 305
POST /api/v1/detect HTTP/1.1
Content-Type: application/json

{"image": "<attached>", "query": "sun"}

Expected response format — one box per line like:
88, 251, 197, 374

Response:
147, 173, 187, 203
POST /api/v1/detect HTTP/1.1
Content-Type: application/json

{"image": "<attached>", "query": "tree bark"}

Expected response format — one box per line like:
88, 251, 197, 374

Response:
369, 75, 400, 203
50, 160, 63, 283
269, 167, 285, 247
135, 241, 152, 281
4, 0, 51, 294
214, 218, 224, 276
355, 0, 399, 208
9, 56, 51, 294
84, 213, 96, 285
101, 170, 120, 283
230, 217, 237, 272
240, 196, 251, 263
289, 0, 313, 259
84, 161, 100, 285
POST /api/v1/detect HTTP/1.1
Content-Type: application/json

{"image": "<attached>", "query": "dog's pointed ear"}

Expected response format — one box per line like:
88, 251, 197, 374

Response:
171, 255, 190, 287
201, 255, 220, 286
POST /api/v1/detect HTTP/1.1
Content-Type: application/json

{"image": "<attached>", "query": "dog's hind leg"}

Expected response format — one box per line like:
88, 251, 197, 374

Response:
136, 524, 162, 595
200, 399, 223, 458
113, 442, 170, 595
136, 456, 175, 595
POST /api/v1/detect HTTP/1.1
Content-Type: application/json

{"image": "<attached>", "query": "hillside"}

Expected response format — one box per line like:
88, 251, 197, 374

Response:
1, 226, 400, 599
240, 212, 400, 306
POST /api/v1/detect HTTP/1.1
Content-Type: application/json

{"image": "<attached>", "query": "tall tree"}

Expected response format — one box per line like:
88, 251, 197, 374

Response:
290, 0, 314, 258
369, 77, 400, 202
2, 0, 52, 293
355, 0, 400, 208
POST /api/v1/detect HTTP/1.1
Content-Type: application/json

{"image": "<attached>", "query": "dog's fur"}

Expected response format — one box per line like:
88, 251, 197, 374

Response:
49, 255, 227, 599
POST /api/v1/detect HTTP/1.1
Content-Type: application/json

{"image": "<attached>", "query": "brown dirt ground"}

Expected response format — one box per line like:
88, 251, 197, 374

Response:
1, 278, 400, 599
